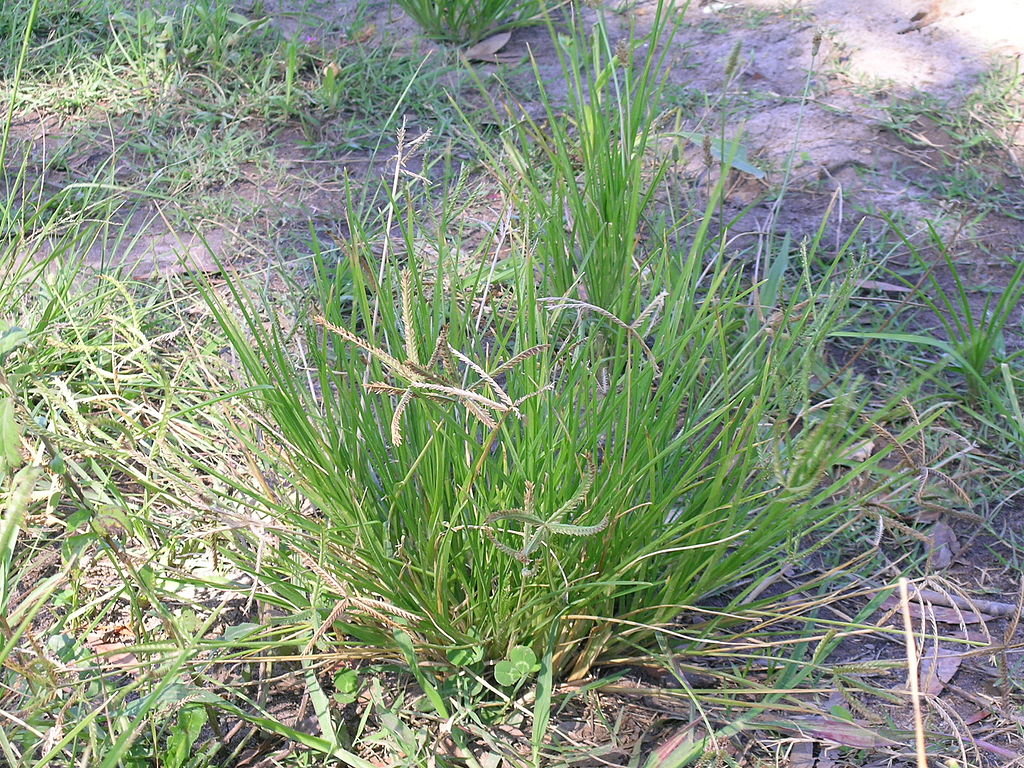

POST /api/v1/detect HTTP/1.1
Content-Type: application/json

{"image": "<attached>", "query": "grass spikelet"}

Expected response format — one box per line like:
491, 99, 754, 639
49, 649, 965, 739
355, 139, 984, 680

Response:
391, 389, 414, 446
401, 269, 418, 365
491, 344, 549, 377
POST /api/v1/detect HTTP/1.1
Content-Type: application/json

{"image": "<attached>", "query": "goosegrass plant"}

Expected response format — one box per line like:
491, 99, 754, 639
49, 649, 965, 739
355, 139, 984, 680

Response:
0, 0, 981, 762
206, 7, 900, 695
884, 220, 1024, 418
393, 0, 548, 44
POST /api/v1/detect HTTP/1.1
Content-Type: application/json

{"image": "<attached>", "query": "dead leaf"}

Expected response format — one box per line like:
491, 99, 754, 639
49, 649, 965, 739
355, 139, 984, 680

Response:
919, 648, 962, 695
754, 715, 898, 748
648, 726, 693, 764
83, 626, 142, 673
898, 5, 946, 34
962, 708, 990, 726
463, 31, 513, 63
91, 644, 141, 670
856, 279, 911, 293
801, 718, 896, 748
926, 519, 960, 568
843, 439, 875, 462
753, 716, 897, 753
788, 741, 815, 768
789, 741, 835, 768
880, 595, 993, 625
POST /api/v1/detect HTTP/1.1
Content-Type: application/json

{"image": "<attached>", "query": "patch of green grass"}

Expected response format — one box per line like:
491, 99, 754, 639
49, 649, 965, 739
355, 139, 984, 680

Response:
1, 0, 276, 113
0, 233, 221, 767
2, 0, 452, 126
0, 0, 111, 78
1, 14, 259, 764
303, 43, 461, 142
3, 0, 461, 246
867, 219, 1024, 447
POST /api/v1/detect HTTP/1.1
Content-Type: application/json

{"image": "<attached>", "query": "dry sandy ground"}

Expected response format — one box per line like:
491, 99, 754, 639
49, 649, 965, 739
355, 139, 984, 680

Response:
95, 0, 1024, 283
18, 0, 1019, 289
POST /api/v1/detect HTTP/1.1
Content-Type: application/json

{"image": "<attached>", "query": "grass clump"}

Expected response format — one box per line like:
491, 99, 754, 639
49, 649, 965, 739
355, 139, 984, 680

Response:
207, 8, 895, 689
217, 198, 884, 684
393, 0, 547, 44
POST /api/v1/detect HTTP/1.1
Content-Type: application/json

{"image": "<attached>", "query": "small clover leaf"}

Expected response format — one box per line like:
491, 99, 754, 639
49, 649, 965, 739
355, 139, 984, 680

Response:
494, 645, 539, 687
333, 669, 360, 705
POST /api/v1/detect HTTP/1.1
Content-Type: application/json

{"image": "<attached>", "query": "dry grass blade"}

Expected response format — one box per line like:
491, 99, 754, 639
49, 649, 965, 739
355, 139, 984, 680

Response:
866, 400, 974, 523
899, 578, 930, 768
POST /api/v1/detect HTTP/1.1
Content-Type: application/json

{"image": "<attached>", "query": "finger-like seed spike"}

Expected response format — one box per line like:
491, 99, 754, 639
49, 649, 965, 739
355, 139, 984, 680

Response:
391, 389, 413, 446
463, 399, 499, 430
538, 298, 659, 368
427, 324, 449, 370
366, 382, 407, 396
440, 337, 458, 379
491, 344, 549, 377
448, 344, 515, 408
401, 269, 418, 365
315, 315, 418, 380
632, 291, 667, 331
513, 383, 555, 408
409, 381, 508, 412
725, 42, 742, 79
555, 457, 596, 518
406, 129, 432, 153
